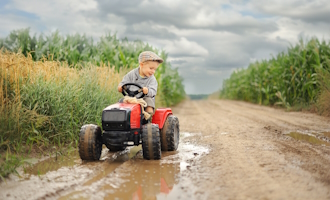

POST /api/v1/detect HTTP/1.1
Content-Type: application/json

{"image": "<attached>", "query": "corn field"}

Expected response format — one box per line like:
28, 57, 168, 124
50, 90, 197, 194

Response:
220, 38, 330, 115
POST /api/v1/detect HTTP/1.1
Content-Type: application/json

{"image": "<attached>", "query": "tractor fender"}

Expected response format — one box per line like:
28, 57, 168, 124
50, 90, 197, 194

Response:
152, 108, 173, 129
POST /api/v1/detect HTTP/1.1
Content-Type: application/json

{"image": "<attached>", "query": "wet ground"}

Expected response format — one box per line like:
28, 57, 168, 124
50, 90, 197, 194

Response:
0, 132, 208, 200
1, 99, 330, 199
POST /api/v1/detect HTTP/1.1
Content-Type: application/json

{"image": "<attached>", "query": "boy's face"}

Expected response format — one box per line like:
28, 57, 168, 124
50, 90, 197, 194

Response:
140, 61, 160, 77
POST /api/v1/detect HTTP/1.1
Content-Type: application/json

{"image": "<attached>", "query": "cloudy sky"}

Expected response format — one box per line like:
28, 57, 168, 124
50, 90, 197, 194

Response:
1, 0, 330, 94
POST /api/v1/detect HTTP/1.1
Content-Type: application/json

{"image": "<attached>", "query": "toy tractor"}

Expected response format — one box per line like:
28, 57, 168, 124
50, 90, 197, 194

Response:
78, 83, 180, 160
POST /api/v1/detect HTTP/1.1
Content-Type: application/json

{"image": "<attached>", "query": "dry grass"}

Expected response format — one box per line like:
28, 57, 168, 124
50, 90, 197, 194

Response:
8, 53, 122, 98
318, 90, 330, 117
0, 51, 124, 98
317, 68, 330, 117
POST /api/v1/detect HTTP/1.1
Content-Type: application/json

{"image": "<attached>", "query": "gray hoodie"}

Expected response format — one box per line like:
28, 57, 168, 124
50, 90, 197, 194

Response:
119, 67, 158, 99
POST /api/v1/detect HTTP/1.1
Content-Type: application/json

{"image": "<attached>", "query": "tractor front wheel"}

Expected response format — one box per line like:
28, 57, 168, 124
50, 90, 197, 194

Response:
160, 115, 179, 151
78, 124, 102, 161
142, 124, 161, 160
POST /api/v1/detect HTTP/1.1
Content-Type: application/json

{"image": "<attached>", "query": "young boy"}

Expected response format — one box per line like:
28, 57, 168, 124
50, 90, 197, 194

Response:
117, 51, 163, 116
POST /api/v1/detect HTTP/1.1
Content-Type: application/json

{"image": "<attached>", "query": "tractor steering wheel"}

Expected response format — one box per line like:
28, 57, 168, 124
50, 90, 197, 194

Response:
121, 83, 145, 99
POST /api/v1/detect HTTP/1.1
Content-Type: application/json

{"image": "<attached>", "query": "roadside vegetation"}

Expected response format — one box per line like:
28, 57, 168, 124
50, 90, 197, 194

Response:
0, 28, 185, 179
220, 38, 330, 116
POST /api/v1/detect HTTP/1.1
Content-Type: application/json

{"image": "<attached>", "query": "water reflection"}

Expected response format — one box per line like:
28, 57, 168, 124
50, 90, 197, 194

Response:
103, 158, 180, 200
57, 149, 181, 200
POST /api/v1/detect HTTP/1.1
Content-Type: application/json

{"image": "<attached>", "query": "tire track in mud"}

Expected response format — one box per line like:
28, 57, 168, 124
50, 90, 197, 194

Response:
39, 146, 168, 200
0, 126, 209, 200
172, 99, 330, 200
209, 99, 330, 131
0, 148, 136, 200
184, 101, 295, 198
207, 99, 330, 188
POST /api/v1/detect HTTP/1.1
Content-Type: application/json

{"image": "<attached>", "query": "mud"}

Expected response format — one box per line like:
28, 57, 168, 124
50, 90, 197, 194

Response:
1, 99, 330, 199
323, 132, 330, 137
172, 100, 330, 199
0, 132, 208, 200
24, 151, 80, 176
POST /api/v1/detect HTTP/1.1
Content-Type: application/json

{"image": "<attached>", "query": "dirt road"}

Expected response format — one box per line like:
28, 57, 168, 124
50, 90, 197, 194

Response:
1, 99, 330, 200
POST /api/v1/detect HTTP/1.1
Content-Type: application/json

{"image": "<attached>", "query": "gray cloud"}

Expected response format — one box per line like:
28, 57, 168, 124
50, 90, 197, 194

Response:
1, 0, 330, 94
169, 59, 187, 65
94, 0, 279, 35
253, 0, 330, 24
125, 23, 177, 40
95, 1, 193, 27
211, 19, 279, 34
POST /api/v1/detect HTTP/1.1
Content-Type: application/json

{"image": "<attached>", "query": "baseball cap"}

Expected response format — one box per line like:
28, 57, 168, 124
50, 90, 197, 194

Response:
138, 51, 164, 63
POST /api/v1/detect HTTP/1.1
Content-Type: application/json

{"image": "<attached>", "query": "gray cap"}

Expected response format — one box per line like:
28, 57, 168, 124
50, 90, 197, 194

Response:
138, 51, 164, 63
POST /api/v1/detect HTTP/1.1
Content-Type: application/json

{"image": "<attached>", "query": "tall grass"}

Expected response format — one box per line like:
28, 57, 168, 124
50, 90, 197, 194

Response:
0, 51, 124, 178
1, 50, 126, 144
220, 38, 330, 114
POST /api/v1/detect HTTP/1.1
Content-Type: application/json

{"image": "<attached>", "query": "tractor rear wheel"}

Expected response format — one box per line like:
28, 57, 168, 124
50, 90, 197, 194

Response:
160, 115, 179, 151
142, 124, 161, 160
78, 124, 102, 161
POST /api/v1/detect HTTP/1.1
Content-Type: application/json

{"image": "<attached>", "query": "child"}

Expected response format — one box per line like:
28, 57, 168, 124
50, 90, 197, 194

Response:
117, 51, 163, 116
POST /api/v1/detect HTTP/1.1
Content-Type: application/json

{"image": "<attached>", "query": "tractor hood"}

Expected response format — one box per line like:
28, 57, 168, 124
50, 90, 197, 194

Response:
102, 103, 142, 130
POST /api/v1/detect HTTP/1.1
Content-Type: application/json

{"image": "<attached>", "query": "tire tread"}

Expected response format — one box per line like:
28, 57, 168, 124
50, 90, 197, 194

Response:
78, 124, 102, 161
142, 124, 161, 160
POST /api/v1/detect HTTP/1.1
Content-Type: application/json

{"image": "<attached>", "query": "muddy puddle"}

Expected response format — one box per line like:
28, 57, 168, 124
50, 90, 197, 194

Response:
24, 151, 80, 176
286, 131, 330, 146
0, 132, 208, 200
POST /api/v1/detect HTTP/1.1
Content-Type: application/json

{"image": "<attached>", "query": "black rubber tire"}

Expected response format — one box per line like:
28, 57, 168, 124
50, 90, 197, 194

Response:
106, 145, 126, 152
142, 124, 161, 160
78, 124, 102, 161
160, 115, 180, 151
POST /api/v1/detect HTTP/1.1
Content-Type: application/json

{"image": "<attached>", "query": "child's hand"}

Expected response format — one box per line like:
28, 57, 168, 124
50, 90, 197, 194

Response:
118, 85, 123, 92
143, 87, 148, 94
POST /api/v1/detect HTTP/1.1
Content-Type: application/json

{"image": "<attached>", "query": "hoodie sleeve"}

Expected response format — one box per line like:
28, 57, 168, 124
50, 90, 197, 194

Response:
147, 76, 158, 98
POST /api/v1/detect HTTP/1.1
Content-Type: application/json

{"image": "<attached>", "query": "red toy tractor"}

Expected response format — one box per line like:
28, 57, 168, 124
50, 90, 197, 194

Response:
78, 83, 180, 160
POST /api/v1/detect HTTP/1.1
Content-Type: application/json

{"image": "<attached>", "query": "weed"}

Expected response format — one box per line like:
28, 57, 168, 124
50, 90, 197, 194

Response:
0, 152, 25, 180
